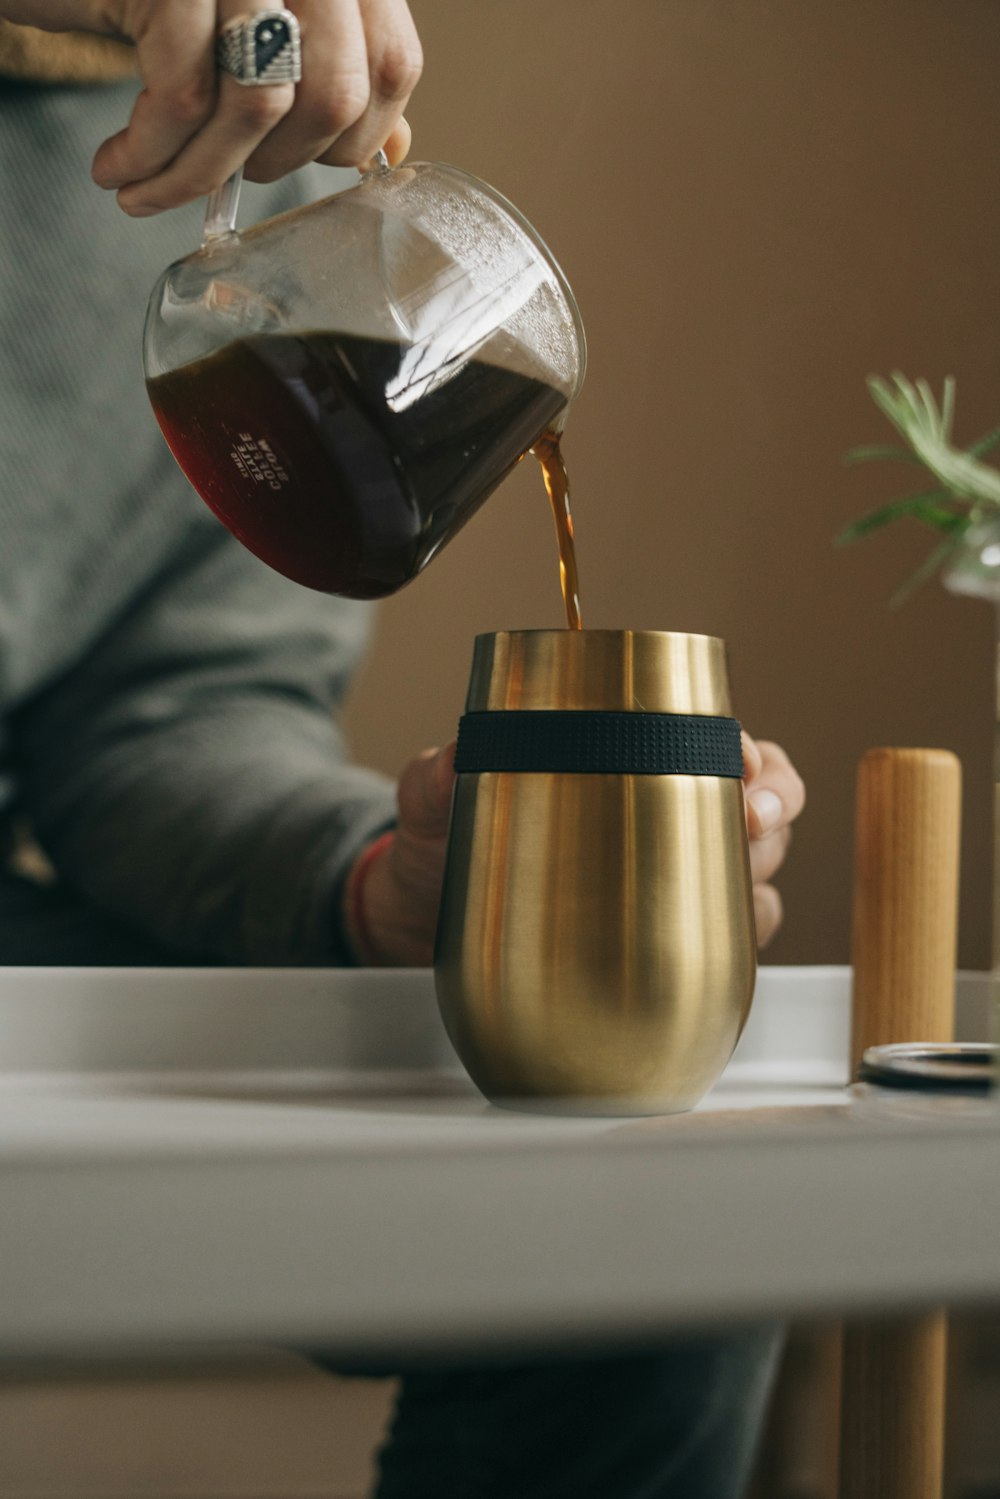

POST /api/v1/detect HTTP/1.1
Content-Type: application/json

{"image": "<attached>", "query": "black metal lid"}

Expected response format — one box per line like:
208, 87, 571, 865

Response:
857, 1042, 996, 1095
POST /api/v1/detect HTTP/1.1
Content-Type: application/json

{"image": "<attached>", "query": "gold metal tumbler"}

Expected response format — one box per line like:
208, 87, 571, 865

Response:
434, 630, 757, 1114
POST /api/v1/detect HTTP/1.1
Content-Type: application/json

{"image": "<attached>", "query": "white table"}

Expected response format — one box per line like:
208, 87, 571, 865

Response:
0, 966, 997, 1361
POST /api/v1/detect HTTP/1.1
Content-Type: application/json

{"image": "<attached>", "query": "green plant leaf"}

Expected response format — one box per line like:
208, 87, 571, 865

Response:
836, 488, 957, 544
844, 444, 923, 467
940, 376, 956, 441
969, 423, 1000, 458
842, 375, 1000, 591
913, 510, 968, 533
888, 533, 966, 609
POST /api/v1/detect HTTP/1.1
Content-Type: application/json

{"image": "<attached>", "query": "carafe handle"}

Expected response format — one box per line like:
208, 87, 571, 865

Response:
203, 168, 245, 245
201, 148, 392, 247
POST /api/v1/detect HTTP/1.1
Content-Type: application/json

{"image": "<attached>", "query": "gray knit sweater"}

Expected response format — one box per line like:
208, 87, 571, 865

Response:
0, 80, 397, 963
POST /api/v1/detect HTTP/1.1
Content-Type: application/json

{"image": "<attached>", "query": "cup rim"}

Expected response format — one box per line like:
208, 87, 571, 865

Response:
465, 629, 733, 716
473, 628, 726, 646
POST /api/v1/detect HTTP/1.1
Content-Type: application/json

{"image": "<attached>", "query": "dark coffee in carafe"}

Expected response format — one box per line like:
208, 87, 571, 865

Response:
148, 330, 571, 602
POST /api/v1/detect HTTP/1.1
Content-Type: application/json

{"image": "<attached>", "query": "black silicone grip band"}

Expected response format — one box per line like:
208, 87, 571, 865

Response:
454, 711, 744, 777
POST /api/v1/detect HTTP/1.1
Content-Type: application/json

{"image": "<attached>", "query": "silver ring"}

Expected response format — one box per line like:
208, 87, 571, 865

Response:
216, 9, 302, 86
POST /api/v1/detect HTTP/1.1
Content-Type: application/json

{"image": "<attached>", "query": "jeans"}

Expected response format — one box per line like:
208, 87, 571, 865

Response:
326, 1329, 783, 1499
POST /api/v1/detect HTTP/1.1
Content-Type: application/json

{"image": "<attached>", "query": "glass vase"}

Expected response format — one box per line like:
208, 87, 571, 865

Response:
942, 521, 1000, 1093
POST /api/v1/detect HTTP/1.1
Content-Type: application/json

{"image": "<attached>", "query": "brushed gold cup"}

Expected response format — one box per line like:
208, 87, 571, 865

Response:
433, 630, 756, 1114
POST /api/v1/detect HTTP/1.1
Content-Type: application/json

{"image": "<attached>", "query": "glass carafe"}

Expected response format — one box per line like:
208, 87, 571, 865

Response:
143, 157, 586, 598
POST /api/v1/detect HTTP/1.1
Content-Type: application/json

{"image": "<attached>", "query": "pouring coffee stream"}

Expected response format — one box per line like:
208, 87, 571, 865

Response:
145, 155, 586, 623
532, 428, 581, 630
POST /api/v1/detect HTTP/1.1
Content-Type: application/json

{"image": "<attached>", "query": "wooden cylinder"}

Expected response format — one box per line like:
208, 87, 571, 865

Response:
840, 1318, 949, 1499
839, 747, 961, 1499
849, 747, 961, 1070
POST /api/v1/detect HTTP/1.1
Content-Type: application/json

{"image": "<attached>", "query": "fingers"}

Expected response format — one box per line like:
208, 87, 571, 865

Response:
92, 0, 422, 215
240, 0, 368, 180
754, 884, 784, 950
355, 740, 453, 964
372, 115, 412, 166
244, 0, 422, 180
749, 824, 790, 886
740, 730, 763, 784
120, 75, 297, 216
92, 0, 222, 203
743, 734, 806, 950
314, 0, 421, 167
395, 742, 456, 843
743, 736, 806, 843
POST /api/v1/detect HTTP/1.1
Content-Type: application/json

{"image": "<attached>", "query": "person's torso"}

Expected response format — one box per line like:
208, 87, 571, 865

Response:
0, 81, 344, 797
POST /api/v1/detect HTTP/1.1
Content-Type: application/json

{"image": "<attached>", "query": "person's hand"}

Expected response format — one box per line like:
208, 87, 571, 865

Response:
345, 732, 807, 965
742, 732, 806, 949
2, 0, 421, 215
344, 742, 455, 967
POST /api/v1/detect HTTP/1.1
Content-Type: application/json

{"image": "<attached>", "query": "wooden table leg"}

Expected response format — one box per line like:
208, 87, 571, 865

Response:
838, 748, 961, 1499
839, 1314, 948, 1499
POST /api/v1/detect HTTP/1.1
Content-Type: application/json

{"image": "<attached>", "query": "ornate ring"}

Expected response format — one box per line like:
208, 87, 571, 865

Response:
216, 9, 302, 86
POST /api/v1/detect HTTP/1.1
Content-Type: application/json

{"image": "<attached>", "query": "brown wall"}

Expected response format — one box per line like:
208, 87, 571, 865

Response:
343, 0, 1000, 968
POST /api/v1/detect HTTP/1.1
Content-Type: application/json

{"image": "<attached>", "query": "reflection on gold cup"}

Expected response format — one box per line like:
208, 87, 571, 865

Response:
433, 630, 757, 1115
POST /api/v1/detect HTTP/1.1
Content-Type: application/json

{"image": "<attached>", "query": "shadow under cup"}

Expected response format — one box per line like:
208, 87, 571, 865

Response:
434, 629, 757, 1116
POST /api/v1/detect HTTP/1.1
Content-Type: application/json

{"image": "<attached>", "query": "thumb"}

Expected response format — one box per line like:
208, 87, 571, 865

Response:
359, 117, 413, 171
396, 742, 456, 842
